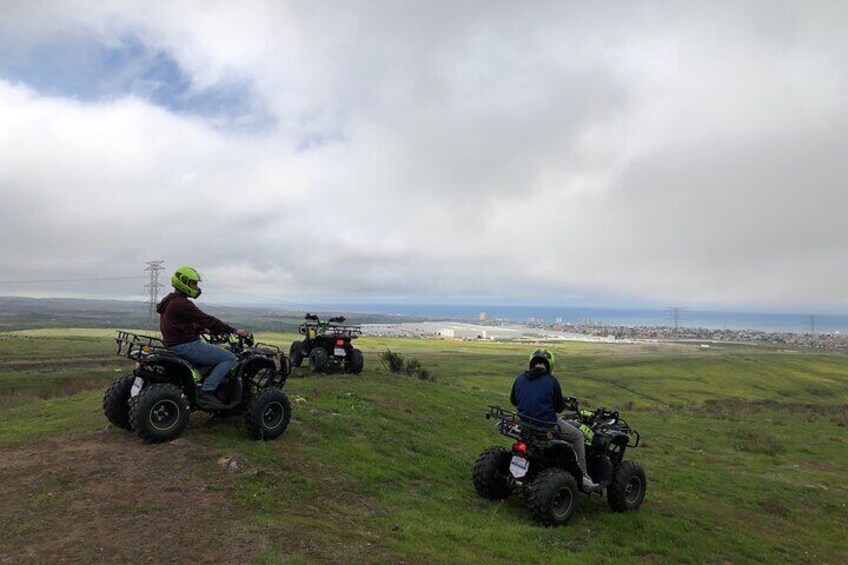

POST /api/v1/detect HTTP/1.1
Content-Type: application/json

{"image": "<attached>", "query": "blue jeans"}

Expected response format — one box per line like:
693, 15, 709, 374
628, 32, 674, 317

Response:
169, 339, 237, 392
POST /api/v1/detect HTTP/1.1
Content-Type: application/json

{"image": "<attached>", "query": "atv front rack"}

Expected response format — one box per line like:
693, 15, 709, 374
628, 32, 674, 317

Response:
115, 331, 168, 360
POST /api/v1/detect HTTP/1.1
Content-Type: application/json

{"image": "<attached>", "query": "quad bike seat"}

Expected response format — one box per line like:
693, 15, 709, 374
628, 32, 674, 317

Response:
146, 351, 217, 376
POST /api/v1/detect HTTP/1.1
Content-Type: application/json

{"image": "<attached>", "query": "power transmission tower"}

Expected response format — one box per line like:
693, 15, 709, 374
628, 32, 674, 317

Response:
666, 306, 688, 333
809, 314, 817, 335
144, 261, 165, 331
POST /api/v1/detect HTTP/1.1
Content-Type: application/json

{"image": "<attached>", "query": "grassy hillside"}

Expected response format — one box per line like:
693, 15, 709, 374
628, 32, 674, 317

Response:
0, 330, 846, 563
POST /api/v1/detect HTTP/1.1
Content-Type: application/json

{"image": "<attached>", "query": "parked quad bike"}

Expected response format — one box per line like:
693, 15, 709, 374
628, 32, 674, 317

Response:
289, 313, 364, 374
103, 330, 292, 443
472, 401, 646, 527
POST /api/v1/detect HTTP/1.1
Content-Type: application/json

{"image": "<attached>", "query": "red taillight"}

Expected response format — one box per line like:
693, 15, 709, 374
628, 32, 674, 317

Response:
514, 441, 527, 454
336, 339, 345, 346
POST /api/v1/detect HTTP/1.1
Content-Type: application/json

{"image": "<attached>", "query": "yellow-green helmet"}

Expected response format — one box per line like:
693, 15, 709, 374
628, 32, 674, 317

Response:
529, 348, 555, 373
172, 266, 202, 299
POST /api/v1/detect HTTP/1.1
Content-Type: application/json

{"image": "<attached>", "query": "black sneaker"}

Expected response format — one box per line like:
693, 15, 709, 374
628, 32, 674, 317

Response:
197, 389, 227, 408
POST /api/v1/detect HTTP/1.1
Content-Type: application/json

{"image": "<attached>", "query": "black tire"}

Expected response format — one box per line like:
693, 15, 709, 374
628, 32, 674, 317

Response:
527, 469, 580, 527
309, 347, 329, 374
129, 383, 191, 443
346, 348, 364, 374
245, 387, 292, 440
472, 446, 515, 500
103, 373, 135, 430
607, 460, 647, 512
289, 342, 304, 368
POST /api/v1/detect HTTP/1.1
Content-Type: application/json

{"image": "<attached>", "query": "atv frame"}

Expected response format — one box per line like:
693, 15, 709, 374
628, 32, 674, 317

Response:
289, 313, 364, 374
473, 402, 646, 526
103, 330, 292, 443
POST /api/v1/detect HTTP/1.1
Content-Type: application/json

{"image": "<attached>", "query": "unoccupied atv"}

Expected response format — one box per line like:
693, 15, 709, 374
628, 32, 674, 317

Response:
103, 330, 292, 443
472, 400, 646, 526
289, 313, 364, 374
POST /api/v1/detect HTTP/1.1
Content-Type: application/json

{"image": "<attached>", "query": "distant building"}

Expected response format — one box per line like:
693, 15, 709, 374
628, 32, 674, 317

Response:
555, 317, 563, 324
479, 311, 488, 321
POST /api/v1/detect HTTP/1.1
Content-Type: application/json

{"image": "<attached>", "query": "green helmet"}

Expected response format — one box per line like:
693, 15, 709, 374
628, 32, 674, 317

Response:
529, 348, 555, 373
172, 266, 202, 299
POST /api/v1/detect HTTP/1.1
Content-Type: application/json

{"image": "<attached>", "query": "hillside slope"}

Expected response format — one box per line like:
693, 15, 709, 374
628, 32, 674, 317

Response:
1, 332, 846, 563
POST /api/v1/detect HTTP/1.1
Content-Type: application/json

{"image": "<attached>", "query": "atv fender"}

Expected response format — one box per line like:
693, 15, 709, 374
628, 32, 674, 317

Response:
542, 439, 583, 478
136, 356, 197, 391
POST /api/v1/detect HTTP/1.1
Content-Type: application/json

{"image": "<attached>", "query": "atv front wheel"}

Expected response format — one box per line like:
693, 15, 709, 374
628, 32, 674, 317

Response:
472, 446, 514, 500
607, 460, 646, 512
129, 384, 191, 443
527, 469, 579, 527
103, 373, 135, 430
309, 347, 329, 373
245, 387, 292, 440
289, 342, 304, 367
346, 348, 364, 374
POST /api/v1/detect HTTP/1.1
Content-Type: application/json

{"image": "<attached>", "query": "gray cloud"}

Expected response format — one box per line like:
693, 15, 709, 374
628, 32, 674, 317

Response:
0, 1, 846, 308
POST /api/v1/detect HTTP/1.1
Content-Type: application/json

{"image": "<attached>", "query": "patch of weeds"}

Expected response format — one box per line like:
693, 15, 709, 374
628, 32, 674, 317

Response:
380, 350, 405, 373
381, 350, 437, 382
733, 431, 785, 456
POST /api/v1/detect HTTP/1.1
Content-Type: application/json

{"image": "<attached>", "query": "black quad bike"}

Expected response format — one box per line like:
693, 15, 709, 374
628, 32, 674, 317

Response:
103, 330, 292, 443
472, 400, 646, 526
289, 313, 364, 374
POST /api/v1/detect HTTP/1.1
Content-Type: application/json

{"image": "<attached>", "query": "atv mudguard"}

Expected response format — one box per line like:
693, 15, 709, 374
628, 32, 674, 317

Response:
136, 354, 197, 391
538, 439, 582, 478
240, 356, 287, 384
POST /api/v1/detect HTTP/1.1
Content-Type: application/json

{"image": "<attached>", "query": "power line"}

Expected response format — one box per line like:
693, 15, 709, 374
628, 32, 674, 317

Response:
0, 276, 146, 284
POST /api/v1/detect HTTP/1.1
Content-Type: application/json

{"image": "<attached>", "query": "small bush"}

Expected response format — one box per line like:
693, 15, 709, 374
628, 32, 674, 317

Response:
404, 357, 422, 377
380, 350, 436, 381
380, 349, 405, 373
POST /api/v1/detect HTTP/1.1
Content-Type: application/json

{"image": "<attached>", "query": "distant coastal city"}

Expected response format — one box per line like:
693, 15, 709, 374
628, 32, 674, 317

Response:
363, 309, 848, 351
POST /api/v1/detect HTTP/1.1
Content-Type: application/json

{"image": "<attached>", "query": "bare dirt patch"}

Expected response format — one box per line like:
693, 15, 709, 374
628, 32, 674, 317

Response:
0, 428, 262, 563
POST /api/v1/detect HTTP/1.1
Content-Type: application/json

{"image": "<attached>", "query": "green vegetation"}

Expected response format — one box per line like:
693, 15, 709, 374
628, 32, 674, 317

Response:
1, 329, 846, 563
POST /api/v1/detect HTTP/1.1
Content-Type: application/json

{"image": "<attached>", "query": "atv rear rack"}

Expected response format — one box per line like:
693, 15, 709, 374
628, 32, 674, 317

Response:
485, 406, 563, 440
115, 331, 168, 360
486, 405, 640, 447
298, 321, 362, 338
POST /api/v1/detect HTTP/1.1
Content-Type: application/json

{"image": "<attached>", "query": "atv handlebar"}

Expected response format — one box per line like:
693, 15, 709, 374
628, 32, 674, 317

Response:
204, 331, 255, 351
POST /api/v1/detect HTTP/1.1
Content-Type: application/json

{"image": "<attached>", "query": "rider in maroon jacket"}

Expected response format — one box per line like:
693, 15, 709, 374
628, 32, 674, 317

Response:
156, 266, 247, 407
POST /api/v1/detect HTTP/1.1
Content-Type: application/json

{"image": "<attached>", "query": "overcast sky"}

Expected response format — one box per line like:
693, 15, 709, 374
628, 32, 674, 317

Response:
0, 1, 845, 309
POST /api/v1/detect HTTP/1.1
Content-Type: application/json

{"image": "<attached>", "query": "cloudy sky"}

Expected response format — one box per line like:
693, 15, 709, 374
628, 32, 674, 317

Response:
0, 1, 845, 309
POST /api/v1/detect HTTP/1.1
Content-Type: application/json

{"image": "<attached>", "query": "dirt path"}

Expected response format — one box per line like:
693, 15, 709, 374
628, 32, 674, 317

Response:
0, 428, 262, 563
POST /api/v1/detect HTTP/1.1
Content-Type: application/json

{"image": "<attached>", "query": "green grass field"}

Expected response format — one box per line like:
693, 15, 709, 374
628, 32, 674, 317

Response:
0, 329, 846, 563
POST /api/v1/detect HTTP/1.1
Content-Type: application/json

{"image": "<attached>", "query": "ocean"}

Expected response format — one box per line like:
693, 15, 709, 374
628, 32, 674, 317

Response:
329, 304, 848, 333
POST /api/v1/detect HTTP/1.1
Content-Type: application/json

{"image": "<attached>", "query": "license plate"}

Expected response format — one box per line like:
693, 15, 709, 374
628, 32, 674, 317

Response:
334, 347, 346, 356
509, 456, 529, 478
130, 377, 144, 397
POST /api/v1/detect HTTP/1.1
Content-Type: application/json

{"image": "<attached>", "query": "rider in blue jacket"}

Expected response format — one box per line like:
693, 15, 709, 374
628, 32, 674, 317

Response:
510, 348, 598, 489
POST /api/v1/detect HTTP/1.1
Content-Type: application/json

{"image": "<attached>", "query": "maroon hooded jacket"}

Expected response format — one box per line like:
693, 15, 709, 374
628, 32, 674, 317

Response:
156, 291, 236, 347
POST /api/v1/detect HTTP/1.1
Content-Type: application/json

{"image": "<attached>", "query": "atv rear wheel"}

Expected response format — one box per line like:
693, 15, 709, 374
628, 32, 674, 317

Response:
289, 342, 304, 367
309, 347, 329, 373
527, 469, 579, 527
129, 384, 191, 443
472, 446, 514, 500
103, 373, 135, 430
607, 460, 646, 512
245, 387, 292, 440
346, 348, 364, 374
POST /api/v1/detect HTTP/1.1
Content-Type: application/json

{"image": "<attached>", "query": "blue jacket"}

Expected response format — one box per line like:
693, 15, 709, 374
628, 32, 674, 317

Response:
510, 369, 566, 424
